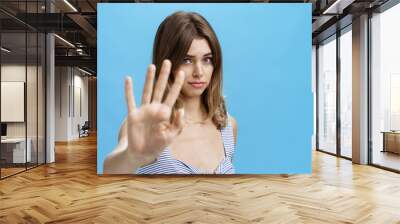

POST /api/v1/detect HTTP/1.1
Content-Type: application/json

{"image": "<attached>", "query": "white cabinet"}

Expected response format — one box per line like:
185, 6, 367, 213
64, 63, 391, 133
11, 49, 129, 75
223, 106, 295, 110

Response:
1, 138, 32, 163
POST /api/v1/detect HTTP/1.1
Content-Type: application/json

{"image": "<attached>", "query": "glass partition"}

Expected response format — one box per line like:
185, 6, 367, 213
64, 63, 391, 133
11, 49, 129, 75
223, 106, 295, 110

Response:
1, 30, 28, 177
371, 3, 400, 171
339, 27, 352, 158
317, 35, 337, 154
0, 1, 46, 179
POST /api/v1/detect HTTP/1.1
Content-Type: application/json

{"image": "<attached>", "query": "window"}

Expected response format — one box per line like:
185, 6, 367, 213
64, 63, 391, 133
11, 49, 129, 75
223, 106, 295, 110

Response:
371, 2, 400, 171
339, 27, 352, 158
317, 35, 337, 154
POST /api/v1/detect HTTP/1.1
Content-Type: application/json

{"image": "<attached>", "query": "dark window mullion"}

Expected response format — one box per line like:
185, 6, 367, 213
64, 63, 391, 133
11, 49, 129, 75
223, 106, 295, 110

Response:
25, 0, 28, 171
316, 45, 319, 151
336, 28, 341, 157
367, 11, 373, 165
36, 0, 39, 167
0, 26, 2, 179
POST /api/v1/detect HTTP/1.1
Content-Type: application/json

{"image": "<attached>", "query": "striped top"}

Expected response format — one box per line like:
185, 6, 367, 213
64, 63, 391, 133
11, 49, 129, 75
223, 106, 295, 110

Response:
136, 117, 236, 174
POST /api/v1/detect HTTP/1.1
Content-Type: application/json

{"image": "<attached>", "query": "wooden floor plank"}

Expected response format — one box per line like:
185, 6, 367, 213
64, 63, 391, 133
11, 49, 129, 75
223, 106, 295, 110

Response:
0, 134, 400, 223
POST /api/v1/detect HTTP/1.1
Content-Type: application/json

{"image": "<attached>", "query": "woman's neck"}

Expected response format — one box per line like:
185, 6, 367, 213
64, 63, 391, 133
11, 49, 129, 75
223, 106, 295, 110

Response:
182, 96, 207, 122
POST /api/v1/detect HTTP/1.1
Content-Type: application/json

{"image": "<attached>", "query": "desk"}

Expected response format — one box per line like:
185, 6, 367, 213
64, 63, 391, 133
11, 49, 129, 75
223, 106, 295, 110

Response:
1, 138, 31, 163
381, 131, 400, 154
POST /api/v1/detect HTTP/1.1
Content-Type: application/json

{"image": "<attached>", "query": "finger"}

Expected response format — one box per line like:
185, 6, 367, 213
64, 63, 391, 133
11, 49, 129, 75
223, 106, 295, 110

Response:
164, 70, 185, 107
177, 108, 185, 131
118, 118, 128, 141
152, 59, 171, 103
172, 108, 185, 135
124, 76, 136, 113
141, 64, 156, 105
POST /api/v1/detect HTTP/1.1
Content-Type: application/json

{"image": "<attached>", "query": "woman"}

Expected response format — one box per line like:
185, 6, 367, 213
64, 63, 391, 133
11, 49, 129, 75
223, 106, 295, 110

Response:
103, 11, 237, 174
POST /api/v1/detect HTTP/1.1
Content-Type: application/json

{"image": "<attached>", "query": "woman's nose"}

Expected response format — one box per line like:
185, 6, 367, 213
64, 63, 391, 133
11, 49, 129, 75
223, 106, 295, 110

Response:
193, 62, 204, 77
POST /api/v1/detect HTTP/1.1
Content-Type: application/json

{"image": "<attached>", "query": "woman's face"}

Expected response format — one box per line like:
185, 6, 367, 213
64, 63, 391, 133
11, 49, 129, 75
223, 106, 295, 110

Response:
176, 38, 214, 98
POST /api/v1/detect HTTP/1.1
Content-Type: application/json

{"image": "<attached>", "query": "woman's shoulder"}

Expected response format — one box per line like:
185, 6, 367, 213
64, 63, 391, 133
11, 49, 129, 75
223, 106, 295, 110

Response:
226, 113, 236, 128
226, 114, 237, 145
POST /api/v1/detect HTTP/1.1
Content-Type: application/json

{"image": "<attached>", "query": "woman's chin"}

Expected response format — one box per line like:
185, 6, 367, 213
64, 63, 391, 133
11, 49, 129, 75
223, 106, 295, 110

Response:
182, 89, 206, 98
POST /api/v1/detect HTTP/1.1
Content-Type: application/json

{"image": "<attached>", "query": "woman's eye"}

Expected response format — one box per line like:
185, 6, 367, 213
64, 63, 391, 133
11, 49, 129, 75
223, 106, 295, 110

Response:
183, 58, 192, 64
204, 57, 213, 64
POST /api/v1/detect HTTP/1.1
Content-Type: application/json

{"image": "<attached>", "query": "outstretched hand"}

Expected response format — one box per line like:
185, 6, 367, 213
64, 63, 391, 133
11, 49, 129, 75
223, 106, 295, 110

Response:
124, 59, 185, 167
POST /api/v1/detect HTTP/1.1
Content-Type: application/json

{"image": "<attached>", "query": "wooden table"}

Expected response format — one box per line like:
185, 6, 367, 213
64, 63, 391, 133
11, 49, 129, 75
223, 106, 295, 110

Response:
381, 131, 400, 154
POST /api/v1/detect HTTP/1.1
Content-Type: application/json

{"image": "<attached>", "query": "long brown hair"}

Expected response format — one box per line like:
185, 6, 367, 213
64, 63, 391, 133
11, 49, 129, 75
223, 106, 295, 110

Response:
152, 11, 227, 129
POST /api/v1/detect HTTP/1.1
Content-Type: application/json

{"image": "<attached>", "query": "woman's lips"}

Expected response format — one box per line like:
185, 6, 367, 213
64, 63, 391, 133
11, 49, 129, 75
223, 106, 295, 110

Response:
188, 81, 206, 89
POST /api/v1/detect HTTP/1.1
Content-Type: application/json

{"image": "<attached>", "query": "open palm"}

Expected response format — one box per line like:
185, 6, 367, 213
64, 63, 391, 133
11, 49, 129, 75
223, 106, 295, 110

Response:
124, 60, 185, 167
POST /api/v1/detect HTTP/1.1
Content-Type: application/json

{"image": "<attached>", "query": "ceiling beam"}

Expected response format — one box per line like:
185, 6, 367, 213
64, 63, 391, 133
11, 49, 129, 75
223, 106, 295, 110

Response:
55, 55, 96, 71
67, 13, 97, 39
323, 0, 356, 14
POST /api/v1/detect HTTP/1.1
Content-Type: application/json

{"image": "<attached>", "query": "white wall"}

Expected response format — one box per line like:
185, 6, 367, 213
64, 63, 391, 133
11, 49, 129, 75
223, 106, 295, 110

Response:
71, 72, 89, 138
55, 66, 69, 141
55, 67, 89, 141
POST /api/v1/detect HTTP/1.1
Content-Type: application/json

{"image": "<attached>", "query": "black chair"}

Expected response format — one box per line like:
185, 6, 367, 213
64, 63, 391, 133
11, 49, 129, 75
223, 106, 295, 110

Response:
78, 121, 90, 138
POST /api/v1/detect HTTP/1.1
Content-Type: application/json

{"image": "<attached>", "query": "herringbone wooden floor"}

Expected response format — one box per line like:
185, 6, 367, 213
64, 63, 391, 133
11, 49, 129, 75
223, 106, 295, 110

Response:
1, 134, 400, 224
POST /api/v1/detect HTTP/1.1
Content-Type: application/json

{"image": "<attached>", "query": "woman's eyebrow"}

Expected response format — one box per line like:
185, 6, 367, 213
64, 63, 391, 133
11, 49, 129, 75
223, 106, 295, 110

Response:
185, 52, 213, 57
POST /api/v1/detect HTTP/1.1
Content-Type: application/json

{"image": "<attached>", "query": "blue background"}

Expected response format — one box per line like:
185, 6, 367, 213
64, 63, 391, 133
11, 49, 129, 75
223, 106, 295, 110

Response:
97, 3, 312, 174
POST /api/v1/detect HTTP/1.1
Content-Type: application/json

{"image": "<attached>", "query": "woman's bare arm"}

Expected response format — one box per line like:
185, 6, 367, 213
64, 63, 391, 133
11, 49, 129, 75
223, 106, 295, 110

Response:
103, 119, 143, 174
